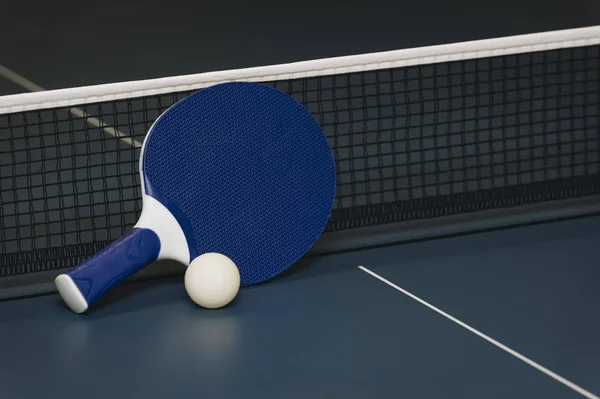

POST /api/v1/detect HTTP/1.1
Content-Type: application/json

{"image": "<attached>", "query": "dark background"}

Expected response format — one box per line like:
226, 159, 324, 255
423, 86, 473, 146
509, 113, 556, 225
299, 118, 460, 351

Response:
1, 0, 599, 95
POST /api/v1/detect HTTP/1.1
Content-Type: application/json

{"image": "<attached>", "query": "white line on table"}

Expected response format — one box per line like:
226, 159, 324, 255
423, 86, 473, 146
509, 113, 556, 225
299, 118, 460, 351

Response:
0, 64, 142, 148
357, 265, 599, 399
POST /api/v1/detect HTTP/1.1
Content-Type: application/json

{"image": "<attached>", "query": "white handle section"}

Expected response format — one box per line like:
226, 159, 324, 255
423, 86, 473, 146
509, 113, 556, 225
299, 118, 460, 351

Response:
135, 194, 191, 265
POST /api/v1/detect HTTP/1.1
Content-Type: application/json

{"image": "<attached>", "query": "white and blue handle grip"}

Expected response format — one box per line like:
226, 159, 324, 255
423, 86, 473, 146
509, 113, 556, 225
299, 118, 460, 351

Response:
55, 228, 161, 313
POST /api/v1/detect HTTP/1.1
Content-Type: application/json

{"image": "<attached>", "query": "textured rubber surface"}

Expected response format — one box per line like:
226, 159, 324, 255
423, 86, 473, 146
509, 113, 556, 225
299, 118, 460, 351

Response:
143, 82, 336, 284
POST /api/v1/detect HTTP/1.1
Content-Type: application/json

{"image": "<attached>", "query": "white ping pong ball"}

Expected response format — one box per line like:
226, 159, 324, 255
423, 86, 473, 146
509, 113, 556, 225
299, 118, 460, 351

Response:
184, 253, 240, 309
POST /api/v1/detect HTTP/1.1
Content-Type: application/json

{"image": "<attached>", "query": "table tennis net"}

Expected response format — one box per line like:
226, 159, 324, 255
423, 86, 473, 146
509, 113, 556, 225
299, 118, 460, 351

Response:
1, 28, 599, 278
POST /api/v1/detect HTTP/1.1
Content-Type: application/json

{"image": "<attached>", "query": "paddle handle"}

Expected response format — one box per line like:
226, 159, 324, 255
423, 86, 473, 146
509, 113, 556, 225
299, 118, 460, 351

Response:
55, 228, 161, 313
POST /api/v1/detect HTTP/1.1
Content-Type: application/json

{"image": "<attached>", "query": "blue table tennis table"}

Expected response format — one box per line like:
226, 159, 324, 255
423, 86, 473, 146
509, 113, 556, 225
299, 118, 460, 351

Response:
1, 213, 598, 399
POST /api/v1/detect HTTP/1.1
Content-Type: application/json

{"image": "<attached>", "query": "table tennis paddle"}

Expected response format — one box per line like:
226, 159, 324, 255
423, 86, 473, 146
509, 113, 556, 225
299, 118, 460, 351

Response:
55, 82, 336, 313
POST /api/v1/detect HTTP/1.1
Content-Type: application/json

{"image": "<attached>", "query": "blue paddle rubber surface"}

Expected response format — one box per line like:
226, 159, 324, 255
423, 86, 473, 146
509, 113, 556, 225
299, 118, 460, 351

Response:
143, 82, 336, 284
66, 228, 161, 305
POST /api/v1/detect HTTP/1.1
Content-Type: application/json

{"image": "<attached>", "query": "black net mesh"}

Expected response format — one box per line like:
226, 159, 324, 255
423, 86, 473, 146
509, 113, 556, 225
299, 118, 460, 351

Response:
1, 44, 599, 277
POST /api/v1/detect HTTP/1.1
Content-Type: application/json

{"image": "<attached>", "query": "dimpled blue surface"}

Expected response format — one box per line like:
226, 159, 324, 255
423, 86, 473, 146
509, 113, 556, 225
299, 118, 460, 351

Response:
142, 82, 336, 284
